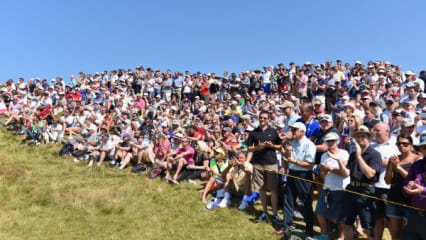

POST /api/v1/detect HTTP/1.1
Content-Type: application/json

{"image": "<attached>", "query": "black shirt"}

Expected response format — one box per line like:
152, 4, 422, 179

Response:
388, 161, 412, 204
347, 145, 381, 184
314, 127, 340, 164
247, 126, 281, 165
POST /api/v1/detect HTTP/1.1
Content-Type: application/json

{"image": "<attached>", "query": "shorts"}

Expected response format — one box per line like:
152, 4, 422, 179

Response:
386, 202, 411, 220
315, 190, 345, 220
338, 185, 376, 230
252, 164, 279, 192
374, 188, 389, 219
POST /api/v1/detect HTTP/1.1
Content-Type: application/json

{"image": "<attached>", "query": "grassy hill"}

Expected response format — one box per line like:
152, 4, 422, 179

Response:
0, 130, 390, 239
0, 130, 285, 240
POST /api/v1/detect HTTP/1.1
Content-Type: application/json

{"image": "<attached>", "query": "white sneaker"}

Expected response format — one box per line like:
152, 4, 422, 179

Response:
88, 160, 93, 167
218, 198, 231, 208
73, 158, 80, 163
206, 197, 217, 210
187, 179, 198, 185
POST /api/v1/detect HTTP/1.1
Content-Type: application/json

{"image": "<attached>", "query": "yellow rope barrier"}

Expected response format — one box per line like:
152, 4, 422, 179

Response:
252, 164, 426, 212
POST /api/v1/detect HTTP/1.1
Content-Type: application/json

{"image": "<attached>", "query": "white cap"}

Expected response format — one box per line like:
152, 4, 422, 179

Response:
405, 71, 415, 76
290, 122, 306, 132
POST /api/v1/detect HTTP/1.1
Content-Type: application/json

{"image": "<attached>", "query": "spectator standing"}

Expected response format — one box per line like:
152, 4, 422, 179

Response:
247, 111, 282, 223
338, 126, 382, 240
275, 122, 316, 237
402, 132, 426, 239
371, 122, 400, 240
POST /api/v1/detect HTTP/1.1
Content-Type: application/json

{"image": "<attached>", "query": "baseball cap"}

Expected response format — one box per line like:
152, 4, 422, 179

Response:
122, 133, 132, 139
401, 119, 415, 127
174, 133, 184, 139
343, 102, 355, 109
280, 101, 294, 109
214, 148, 225, 156
405, 82, 415, 88
319, 114, 333, 122
405, 71, 415, 76
289, 122, 306, 132
415, 132, 426, 148
385, 97, 394, 103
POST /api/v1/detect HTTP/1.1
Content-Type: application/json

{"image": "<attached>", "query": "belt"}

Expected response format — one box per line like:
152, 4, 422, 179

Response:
350, 181, 373, 187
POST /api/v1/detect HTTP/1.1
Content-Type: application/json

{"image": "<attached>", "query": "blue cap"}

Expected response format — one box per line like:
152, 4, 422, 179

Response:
122, 133, 132, 139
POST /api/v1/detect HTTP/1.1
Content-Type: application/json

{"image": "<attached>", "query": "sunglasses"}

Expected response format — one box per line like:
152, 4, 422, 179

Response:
259, 117, 268, 120
396, 142, 410, 147
290, 128, 298, 132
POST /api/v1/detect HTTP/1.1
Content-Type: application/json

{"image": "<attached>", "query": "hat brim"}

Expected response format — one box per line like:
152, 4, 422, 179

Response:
414, 142, 426, 150
350, 131, 373, 138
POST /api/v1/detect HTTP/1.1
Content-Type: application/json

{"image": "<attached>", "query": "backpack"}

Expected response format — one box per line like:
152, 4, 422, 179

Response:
59, 143, 74, 156
147, 167, 164, 179
72, 149, 87, 158
131, 163, 147, 173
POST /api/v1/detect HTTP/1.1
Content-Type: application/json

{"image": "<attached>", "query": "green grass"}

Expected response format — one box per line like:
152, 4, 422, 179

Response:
0, 130, 390, 239
0, 130, 282, 240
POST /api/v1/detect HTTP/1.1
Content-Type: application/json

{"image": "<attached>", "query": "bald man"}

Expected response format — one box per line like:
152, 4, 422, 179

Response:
371, 122, 400, 240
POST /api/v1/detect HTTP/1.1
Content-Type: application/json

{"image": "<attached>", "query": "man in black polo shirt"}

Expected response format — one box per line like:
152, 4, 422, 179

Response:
247, 111, 282, 223
338, 125, 382, 240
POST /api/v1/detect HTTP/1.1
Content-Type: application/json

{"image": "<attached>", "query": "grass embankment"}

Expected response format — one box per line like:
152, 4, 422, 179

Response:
0, 130, 389, 239
0, 130, 281, 240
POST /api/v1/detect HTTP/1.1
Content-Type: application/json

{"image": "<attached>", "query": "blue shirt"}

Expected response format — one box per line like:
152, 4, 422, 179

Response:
333, 98, 344, 114
173, 76, 184, 88
289, 136, 316, 171
92, 97, 104, 104
296, 117, 320, 139
284, 113, 299, 133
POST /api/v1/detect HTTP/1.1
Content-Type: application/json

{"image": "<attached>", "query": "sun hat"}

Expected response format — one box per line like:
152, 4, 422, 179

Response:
350, 125, 373, 137
324, 132, 340, 141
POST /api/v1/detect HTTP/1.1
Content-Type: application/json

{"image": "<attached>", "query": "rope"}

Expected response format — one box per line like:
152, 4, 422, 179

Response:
252, 164, 426, 212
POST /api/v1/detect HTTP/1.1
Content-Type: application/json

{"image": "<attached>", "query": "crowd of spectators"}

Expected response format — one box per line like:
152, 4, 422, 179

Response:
0, 60, 425, 240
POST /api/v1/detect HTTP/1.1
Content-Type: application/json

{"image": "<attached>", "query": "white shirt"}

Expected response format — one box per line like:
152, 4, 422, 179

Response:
263, 71, 271, 84
320, 149, 350, 191
371, 141, 400, 189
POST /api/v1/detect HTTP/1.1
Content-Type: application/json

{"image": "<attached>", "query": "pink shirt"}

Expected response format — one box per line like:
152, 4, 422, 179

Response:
176, 146, 195, 165
134, 99, 145, 108
154, 141, 170, 159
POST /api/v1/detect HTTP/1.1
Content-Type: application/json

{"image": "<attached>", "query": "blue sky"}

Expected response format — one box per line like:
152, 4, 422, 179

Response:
1, 0, 425, 82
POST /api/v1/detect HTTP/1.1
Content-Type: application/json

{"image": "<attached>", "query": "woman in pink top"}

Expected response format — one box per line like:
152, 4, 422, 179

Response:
154, 134, 170, 165
133, 95, 145, 115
